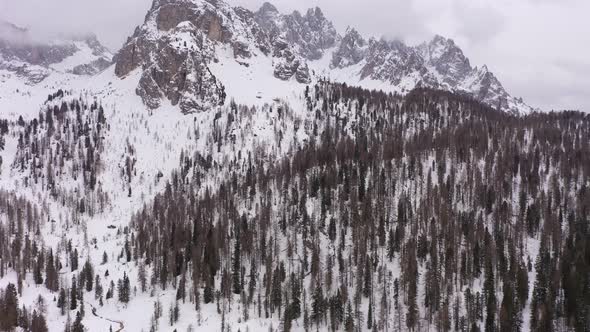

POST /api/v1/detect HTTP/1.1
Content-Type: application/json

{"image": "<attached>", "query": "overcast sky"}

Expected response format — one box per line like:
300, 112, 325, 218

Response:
1, 0, 589, 112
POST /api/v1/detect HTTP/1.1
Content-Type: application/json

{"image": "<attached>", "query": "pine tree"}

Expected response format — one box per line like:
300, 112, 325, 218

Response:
34, 256, 44, 285
232, 236, 242, 295
82, 259, 94, 292
406, 254, 419, 331
311, 283, 325, 325
204, 283, 214, 304
530, 247, 553, 332
71, 311, 84, 332
138, 261, 147, 293
1, 283, 18, 329
363, 256, 372, 298
45, 249, 58, 291
57, 288, 67, 315
70, 249, 79, 272
95, 275, 103, 300
288, 273, 301, 320
484, 259, 496, 332
387, 228, 395, 261
31, 310, 49, 332
345, 302, 355, 332
118, 272, 131, 303
70, 276, 78, 310
367, 300, 373, 330
499, 281, 520, 332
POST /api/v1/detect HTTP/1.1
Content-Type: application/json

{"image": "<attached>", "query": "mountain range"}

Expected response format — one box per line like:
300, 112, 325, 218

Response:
1, 0, 533, 115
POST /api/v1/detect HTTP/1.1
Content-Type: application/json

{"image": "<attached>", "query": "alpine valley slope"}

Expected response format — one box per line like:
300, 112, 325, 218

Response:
1, 1, 588, 332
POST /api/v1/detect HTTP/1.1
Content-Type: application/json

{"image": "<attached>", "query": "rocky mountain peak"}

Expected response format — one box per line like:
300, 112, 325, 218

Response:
112, 0, 532, 114
328, 30, 533, 113
256, 3, 339, 61
331, 27, 367, 69
258, 2, 279, 15
306, 6, 326, 21
418, 35, 472, 87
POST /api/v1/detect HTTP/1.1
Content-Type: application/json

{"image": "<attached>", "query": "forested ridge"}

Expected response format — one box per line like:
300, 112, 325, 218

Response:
0, 82, 588, 331
130, 83, 590, 331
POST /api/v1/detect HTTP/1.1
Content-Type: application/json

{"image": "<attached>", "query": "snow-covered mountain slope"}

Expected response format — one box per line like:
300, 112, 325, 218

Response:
2, 1, 587, 332
0, 20, 113, 120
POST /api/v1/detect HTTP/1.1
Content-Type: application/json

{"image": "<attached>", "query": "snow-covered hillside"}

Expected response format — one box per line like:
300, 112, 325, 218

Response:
0, 20, 112, 121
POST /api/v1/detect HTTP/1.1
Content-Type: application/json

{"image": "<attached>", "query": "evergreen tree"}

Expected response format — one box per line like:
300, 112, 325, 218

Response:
345, 302, 355, 332
530, 247, 553, 332
1, 283, 18, 330
71, 311, 84, 332
34, 256, 44, 285
82, 259, 94, 292
499, 281, 520, 332
45, 249, 58, 291
70, 249, 79, 272
118, 272, 131, 303
231, 235, 242, 295
387, 228, 395, 261
367, 300, 373, 330
70, 276, 78, 310
57, 288, 67, 315
31, 310, 49, 332
484, 259, 496, 332
311, 283, 325, 325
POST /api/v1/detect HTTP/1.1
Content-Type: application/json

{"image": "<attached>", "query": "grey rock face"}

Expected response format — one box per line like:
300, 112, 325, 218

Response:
360, 39, 434, 87
117, 19, 225, 113
114, 0, 531, 114
331, 33, 531, 113
255, 4, 339, 61
253, 2, 338, 83
271, 39, 311, 83
331, 27, 366, 69
72, 58, 111, 76
418, 35, 471, 87
114, 1, 235, 113
295, 62, 311, 84
115, 0, 331, 111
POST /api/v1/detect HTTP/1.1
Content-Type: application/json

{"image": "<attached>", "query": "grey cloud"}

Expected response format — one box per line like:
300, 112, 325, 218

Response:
0, 0, 150, 50
453, 2, 506, 45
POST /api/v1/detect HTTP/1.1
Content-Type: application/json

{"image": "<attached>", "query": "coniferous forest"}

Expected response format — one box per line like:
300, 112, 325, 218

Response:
0, 82, 589, 331
1, 0, 588, 330
125, 83, 590, 332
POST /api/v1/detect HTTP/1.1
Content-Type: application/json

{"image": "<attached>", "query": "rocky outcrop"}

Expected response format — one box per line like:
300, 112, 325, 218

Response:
271, 39, 311, 83
331, 27, 366, 69
255, 3, 339, 61
113, 0, 532, 114
252, 2, 338, 83
0, 38, 78, 67
418, 35, 472, 87
115, 0, 329, 112
117, 20, 225, 113
72, 57, 111, 75
332, 33, 532, 114
360, 39, 435, 87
